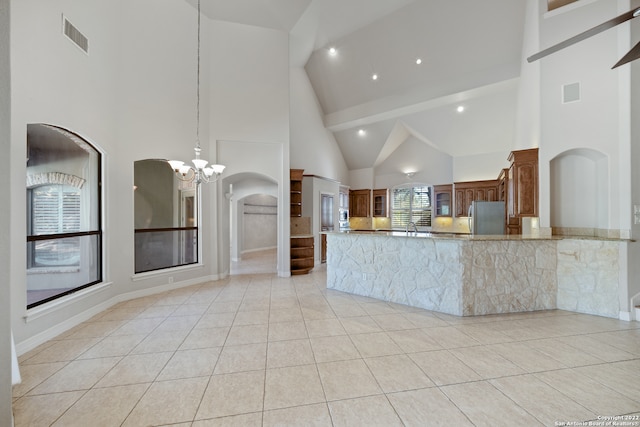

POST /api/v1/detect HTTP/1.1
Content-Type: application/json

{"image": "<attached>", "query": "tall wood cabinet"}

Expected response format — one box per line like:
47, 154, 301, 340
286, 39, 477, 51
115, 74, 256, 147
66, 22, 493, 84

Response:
506, 148, 539, 234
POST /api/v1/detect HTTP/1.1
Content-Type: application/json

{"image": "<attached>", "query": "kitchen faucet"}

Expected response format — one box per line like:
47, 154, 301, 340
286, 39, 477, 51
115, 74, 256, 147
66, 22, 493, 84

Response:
405, 221, 418, 234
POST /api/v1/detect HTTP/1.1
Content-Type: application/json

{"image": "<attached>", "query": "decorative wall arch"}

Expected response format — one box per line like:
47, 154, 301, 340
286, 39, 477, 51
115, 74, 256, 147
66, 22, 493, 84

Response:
550, 148, 608, 233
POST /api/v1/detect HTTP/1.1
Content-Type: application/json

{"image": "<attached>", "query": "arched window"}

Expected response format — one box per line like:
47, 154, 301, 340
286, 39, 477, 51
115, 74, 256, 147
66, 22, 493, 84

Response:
26, 124, 102, 308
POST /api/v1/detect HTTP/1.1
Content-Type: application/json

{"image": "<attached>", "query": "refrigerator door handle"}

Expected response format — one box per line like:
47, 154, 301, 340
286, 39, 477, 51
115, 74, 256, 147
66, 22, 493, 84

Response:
468, 204, 473, 234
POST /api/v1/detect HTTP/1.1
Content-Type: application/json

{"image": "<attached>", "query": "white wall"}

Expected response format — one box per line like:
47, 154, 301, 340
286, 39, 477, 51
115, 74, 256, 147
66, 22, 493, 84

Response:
241, 194, 278, 253
349, 168, 375, 189
375, 137, 454, 189
209, 20, 290, 278
537, 0, 630, 235
10, 0, 294, 352
289, 67, 349, 184
0, 0, 12, 422
452, 151, 510, 183
514, 0, 541, 151
11, 0, 124, 346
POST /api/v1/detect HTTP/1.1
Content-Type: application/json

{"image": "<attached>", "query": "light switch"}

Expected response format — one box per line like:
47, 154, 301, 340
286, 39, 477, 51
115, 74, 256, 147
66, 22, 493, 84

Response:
634, 205, 640, 224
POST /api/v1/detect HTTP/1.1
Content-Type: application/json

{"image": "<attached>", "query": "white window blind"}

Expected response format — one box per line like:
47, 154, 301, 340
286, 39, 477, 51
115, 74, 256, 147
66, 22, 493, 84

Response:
32, 185, 80, 235
391, 186, 432, 229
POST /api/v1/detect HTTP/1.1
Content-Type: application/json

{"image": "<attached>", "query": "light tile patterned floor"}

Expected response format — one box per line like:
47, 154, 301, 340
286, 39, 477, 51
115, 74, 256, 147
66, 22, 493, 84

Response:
12, 265, 640, 426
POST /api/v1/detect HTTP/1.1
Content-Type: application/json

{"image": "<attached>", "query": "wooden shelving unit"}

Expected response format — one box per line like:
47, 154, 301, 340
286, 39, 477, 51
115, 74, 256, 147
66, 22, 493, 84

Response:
290, 235, 314, 275
290, 169, 303, 217
290, 169, 313, 275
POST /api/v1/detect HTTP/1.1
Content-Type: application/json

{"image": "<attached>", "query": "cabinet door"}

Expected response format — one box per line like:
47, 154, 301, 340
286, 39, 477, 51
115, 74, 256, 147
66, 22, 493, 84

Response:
487, 187, 498, 202
349, 190, 371, 217
475, 188, 486, 202
515, 162, 538, 216
464, 189, 474, 215
372, 189, 388, 217
455, 189, 465, 217
434, 186, 452, 217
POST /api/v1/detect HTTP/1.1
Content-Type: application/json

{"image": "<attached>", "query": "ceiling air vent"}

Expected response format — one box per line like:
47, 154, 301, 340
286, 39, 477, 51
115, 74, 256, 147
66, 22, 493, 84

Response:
62, 15, 88, 54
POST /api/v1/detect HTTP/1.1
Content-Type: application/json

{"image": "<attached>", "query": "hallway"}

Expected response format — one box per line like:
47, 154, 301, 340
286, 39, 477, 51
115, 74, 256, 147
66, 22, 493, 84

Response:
12, 266, 640, 426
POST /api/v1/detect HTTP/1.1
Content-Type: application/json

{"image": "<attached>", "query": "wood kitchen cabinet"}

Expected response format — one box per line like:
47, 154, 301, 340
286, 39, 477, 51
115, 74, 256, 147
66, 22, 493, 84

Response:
372, 189, 388, 217
349, 189, 371, 218
506, 148, 539, 234
497, 168, 509, 202
433, 184, 452, 217
508, 148, 538, 217
453, 180, 498, 217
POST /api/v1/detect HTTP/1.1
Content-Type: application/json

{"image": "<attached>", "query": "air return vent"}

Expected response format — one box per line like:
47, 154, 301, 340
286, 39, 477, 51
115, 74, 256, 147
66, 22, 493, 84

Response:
62, 15, 88, 54
562, 82, 580, 104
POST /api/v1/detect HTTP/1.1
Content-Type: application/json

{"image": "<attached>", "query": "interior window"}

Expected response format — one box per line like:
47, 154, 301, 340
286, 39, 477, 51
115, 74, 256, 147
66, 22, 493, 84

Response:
26, 124, 102, 309
391, 185, 432, 230
134, 159, 198, 273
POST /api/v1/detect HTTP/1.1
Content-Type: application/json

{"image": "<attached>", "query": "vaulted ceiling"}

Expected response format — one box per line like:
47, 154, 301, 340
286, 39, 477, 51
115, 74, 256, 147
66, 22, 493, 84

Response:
187, 0, 528, 170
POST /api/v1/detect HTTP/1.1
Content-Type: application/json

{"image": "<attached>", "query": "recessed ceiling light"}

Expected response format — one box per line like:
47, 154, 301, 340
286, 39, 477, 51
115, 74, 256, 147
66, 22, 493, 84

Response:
372, 73, 378, 81
358, 129, 366, 137
328, 47, 337, 56
457, 105, 465, 113
416, 58, 422, 65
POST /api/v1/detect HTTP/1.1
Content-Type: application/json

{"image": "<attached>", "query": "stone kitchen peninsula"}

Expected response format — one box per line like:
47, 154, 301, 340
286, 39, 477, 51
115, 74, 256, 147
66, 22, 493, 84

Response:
326, 232, 624, 318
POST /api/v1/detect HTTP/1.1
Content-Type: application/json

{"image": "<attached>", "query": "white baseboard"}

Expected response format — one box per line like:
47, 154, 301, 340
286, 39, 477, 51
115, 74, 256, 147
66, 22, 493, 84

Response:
619, 311, 632, 322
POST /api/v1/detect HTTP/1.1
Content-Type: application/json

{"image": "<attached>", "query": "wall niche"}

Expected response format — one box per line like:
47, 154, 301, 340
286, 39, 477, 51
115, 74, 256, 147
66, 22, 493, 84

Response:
550, 148, 608, 236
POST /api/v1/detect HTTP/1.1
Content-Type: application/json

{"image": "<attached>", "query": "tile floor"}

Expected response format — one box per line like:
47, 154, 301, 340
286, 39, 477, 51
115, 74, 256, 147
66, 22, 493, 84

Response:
12, 265, 640, 426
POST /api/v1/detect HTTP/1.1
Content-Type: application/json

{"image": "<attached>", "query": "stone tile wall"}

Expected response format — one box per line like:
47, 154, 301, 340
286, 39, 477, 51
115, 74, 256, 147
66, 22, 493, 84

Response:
327, 233, 623, 319
556, 239, 620, 318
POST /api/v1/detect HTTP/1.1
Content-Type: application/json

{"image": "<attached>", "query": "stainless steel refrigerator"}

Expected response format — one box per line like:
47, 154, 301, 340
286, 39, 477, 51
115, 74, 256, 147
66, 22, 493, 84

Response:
468, 201, 505, 235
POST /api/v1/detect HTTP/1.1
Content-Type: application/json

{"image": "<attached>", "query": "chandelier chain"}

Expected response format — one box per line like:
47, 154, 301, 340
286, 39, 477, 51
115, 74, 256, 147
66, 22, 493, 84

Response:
196, 0, 201, 150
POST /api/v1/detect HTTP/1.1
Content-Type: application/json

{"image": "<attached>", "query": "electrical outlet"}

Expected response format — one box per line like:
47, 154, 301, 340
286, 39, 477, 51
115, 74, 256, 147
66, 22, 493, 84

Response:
362, 273, 367, 280
168, 276, 174, 284
634, 205, 640, 225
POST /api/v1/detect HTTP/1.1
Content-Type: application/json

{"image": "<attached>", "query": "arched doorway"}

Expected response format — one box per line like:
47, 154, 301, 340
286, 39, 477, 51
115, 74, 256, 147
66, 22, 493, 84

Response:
224, 173, 279, 275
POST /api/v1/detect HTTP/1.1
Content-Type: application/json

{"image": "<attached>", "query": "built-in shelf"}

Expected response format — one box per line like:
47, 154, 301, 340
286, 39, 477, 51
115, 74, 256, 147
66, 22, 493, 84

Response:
291, 235, 314, 275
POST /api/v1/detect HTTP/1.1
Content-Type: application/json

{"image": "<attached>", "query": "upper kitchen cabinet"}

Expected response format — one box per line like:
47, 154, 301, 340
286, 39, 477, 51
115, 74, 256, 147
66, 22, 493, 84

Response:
372, 189, 388, 217
433, 184, 452, 217
453, 180, 498, 217
350, 189, 370, 218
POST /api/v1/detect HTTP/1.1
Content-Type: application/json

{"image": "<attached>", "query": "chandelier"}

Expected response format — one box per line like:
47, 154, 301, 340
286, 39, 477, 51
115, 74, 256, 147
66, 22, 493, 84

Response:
168, 0, 225, 185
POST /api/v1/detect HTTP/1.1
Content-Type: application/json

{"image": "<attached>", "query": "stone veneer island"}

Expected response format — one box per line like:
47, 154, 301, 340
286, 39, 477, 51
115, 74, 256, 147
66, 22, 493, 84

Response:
326, 231, 624, 318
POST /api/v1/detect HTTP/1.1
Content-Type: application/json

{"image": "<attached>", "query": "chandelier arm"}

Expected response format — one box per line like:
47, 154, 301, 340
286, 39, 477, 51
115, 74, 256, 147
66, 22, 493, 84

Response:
174, 168, 196, 182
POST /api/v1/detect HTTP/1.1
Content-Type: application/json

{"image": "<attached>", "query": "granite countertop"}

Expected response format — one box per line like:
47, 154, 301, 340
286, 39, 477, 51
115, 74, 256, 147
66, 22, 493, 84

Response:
324, 229, 633, 242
